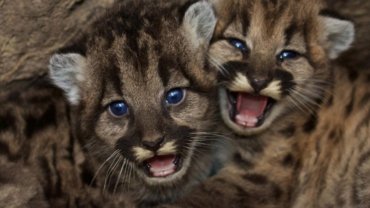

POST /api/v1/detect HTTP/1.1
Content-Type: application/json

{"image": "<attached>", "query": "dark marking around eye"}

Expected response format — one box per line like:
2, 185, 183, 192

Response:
137, 42, 150, 75
106, 57, 123, 97
284, 23, 297, 46
302, 22, 312, 65
238, 7, 251, 36
158, 56, 173, 87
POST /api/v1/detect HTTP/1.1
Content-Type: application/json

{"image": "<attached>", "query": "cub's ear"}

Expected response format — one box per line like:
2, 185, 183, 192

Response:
182, 1, 217, 47
48, 53, 86, 105
320, 15, 355, 59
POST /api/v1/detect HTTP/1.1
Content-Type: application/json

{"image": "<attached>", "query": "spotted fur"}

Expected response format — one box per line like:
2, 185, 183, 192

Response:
0, 77, 135, 207
0, 0, 233, 207
49, 0, 233, 206
160, 0, 370, 207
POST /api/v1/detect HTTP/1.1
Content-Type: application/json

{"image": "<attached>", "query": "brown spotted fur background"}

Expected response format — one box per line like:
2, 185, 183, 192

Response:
0, 76, 137, 207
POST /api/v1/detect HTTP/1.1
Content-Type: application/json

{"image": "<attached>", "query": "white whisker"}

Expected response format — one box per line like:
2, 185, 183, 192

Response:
113, 158, 126, 193
90, 150, 120, 187
103, 153, 121, 192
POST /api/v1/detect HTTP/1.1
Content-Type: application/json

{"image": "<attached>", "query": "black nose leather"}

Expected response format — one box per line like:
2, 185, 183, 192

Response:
250, 78, 270, 92
142, 137, 165, 151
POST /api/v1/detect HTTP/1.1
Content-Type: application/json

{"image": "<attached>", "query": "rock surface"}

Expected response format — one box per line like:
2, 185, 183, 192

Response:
0, 0, 114, 86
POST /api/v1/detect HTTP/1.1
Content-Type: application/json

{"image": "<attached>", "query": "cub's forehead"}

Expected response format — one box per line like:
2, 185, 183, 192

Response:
80, 0, 194, 85
49, 0, 217, 105
219, 0, 322, 34
85, 28, 190, 88
86, 0, 185, 51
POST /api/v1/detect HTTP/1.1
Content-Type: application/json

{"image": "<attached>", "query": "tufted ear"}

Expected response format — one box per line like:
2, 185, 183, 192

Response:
48, 53, 86, 105
182, 1, 217, 47
320, 15, 355, 59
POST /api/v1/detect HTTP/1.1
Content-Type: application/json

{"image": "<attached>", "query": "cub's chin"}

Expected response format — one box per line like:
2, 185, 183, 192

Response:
219, 87, 285, 136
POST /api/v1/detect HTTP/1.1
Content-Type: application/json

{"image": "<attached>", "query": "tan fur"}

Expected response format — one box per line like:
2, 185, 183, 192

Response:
0, 77, 136, 207
160, 0, 369, 208
48, 0, 232, 206
0, 0, 231, 207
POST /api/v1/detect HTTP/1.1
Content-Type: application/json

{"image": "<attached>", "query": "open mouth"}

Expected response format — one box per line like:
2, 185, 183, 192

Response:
143, 155, 182, 178
228, 91, 275, 128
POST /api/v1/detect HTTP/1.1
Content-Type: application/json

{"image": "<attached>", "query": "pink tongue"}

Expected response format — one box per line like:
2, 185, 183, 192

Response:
147, 155, 176, 177
235, 93, 268, 128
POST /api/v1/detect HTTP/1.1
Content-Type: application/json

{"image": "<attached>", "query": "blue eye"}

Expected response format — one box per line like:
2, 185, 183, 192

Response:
165, 88, 185, 105
108, 101, 129, 117
278, 50, 300, 61
228, 38, 248, 52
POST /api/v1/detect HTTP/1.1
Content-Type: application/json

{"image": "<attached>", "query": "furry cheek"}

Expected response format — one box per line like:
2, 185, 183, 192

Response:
170, 92, 214, 128
95, 113, 129, 145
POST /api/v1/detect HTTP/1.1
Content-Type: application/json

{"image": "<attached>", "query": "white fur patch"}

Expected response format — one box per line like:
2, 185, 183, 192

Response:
49, 53, 86, 105
260, 80, 282, 100
321, 16, 355, 59
228, 73, 253, 92
132, 147, 154, 162
158, 141, 177, 155
183, 1, 217, 46
132, 141, 177, 162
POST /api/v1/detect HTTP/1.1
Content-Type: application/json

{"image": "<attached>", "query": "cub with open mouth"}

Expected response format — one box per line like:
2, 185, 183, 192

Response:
209, 18, 319, 136
49, 0, 230, 206
217, 60, 293, 135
